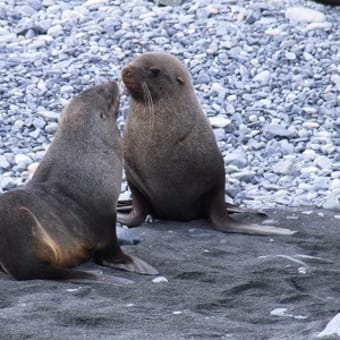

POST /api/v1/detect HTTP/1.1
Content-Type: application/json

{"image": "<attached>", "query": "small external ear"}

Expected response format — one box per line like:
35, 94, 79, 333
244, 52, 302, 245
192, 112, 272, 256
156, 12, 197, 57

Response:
176, 76, 185, 84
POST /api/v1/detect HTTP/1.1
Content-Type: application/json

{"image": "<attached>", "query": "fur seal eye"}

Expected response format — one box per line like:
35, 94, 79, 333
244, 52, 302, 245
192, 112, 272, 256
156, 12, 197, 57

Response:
149, 67, 161, 76
100, 112, 107, 120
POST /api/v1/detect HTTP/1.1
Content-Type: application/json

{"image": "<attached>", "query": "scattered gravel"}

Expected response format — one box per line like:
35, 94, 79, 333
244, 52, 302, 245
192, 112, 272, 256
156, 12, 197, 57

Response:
0, 0, 339, 211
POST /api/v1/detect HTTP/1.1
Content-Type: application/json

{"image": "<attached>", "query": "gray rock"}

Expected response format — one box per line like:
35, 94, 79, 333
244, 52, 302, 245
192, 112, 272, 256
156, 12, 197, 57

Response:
323, 195, 340, 212
225, 149, 248, 169
264, 124, 293, 138
0, 156, 10, 170
272, 160, 295, 175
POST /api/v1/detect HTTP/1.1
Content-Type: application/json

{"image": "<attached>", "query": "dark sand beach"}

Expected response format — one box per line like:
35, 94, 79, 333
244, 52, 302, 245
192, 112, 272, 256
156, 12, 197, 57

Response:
1, 209, 339, 340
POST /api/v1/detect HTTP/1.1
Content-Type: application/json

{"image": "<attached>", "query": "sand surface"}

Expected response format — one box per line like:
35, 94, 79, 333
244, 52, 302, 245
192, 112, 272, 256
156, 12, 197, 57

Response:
1, 209, 340, 340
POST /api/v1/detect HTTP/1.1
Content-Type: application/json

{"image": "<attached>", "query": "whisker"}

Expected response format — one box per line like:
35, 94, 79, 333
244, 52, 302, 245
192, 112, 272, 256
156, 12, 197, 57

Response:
141, 82, 155, 142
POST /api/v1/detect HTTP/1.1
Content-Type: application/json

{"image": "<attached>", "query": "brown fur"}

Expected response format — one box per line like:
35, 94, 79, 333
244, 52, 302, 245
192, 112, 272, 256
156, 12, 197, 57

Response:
0, 82, 157, 281
118, 52, 295, 236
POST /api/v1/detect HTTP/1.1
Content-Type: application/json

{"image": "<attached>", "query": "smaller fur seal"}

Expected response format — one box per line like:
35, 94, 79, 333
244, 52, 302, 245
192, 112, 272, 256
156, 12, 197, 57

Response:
118, 52, 295, 236
0, 82, 157, 281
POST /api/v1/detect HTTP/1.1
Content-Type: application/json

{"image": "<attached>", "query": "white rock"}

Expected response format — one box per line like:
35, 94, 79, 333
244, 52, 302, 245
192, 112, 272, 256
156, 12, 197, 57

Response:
272, 160, 294, 175
317, 313, 340, 338
285, 7, 326, 23
270, 308, 288, 317
265, 28, 285, 36
253, 70, 271, 85
37, 109, 59, 121
45, 122, 59, 134
304, 22, 332, 32
152, 276, 168, 283
15, 154, 33, 167
209, 116, 231, 128
47, 25, 63, 37
0, 156, 10, 170
303, 121, 320, 129
302, 150, 315, 161
300, 166, 319, 174
323, 195, 340, 212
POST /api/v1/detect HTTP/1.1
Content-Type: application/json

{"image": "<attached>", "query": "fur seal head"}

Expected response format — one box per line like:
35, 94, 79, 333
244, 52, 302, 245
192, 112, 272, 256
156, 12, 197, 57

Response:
121, 51, 191, 103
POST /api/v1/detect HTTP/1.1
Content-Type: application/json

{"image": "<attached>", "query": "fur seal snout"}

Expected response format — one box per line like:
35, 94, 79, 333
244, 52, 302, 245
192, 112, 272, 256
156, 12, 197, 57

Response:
118, 52, 296, 236
0, 82, 157, 281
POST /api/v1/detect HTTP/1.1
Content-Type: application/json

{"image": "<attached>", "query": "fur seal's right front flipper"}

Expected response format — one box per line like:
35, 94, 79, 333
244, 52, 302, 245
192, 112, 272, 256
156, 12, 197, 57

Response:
94, 241, 158, 275
102, 255, 159, 275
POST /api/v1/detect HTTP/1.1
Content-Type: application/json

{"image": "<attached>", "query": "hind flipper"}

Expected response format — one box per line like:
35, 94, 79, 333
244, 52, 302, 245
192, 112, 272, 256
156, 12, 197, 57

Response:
225, 202, 267, 216
209, 190, 296, 236
117, 199, 133, 213
211, 212, 296, 236
212, 215, 296, 236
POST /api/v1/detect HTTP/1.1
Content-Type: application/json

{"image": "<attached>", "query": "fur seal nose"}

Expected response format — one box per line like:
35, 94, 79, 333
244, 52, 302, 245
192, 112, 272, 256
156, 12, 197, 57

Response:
122, 66, 134, 83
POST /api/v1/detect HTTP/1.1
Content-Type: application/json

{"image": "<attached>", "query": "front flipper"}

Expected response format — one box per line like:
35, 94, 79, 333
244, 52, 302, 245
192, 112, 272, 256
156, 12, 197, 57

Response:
94, 245, 158, 275
101, 255, 158, 275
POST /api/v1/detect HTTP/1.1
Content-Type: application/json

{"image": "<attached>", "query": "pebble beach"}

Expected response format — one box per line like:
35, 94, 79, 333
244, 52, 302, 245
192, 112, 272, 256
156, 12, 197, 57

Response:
0, 0, 339, 212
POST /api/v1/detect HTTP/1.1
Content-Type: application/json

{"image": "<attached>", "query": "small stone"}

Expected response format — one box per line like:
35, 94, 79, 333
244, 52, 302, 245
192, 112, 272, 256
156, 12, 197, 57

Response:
285, 7, 326, 23
302, 149, 316, 161
210, 82, 226, 98
47, 25, 63, 37
264, 124, 293, 138
323, 195, 340, 212
225, 150, 248, 169
15, 154, 33, 167
45, 122, 59, 134
270, 308, 288, 317
37, 109, 59, 121
272, 160, 295, 175
304, 22, 332, 32
253, 70, 271, 85
152, 276, 168, 283
209, 116, 231, 128
303, 121, 320, 129
265, 28, 285, 36
315, 156, 333, 170
301, 166, 319, 175
0, 156, 10, 170
285, 52, 296, 61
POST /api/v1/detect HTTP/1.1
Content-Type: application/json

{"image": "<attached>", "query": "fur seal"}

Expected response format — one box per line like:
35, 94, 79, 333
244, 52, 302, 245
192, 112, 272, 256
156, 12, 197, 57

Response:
0, 82, 157, 281
118, 51, 295, 236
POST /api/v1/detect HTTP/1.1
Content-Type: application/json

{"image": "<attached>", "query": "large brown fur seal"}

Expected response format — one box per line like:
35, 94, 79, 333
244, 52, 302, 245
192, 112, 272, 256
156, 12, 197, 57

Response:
118, 52, 295, 236
0, 82, 157, 281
